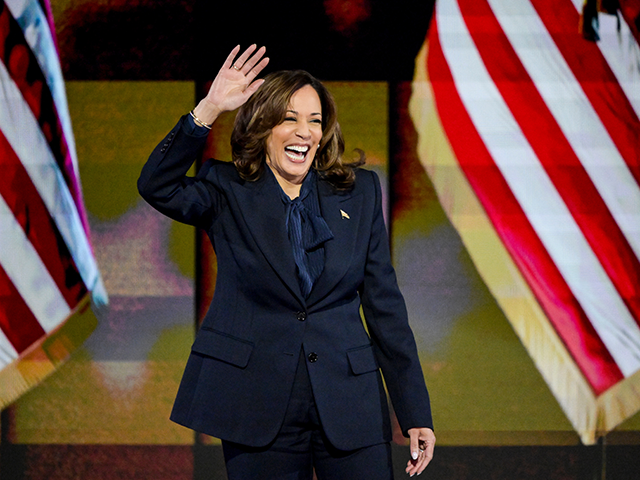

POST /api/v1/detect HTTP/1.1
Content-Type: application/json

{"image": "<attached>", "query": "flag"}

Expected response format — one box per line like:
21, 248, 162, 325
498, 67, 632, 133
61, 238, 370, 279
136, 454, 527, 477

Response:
580, 0, 640, 44
0, 0, 107, 409
410, 0, 640, 444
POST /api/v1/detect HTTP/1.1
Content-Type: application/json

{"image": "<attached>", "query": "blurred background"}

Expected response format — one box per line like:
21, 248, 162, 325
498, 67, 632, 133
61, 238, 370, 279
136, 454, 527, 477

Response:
1, 0, 639, 478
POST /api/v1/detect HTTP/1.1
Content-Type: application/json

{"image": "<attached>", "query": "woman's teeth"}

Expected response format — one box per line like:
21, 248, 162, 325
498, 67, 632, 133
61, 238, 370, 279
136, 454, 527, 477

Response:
285, 145, 309, 161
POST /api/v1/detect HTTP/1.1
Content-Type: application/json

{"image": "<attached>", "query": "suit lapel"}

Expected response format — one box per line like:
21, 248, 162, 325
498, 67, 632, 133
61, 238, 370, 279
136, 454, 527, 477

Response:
229, 172, 363, 309
307, 179, 363, 306
230, 174, 305, 306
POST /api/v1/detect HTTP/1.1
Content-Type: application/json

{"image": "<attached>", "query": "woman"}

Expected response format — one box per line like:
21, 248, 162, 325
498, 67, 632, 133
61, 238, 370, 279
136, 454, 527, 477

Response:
138, 44, 435, 479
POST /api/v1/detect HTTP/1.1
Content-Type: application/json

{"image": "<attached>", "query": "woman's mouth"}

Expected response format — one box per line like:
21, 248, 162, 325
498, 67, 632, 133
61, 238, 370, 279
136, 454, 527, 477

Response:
285, 145, 310, 162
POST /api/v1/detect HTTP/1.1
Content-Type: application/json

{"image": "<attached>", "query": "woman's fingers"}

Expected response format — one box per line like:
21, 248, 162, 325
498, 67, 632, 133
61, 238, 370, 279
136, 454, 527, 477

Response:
405, 428, 435, 477
221, 44, 241, 71
197, 44, 269, 121
239, 46, 267, 74
230, 44, 257, 71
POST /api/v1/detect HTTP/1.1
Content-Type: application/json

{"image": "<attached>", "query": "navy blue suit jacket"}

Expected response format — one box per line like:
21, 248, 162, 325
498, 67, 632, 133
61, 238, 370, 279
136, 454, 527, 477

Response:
138, 116, 432, 450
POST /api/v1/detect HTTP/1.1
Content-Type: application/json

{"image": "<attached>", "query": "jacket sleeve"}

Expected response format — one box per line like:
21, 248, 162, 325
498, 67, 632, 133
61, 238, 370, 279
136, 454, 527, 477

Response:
137, 115, 224, 227
359, 169, 434, 434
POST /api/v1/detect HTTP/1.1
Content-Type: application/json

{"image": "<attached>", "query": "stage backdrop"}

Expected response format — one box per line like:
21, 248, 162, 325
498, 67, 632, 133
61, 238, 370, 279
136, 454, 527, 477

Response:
2, 3, 640, 479
409, 0, 640, 445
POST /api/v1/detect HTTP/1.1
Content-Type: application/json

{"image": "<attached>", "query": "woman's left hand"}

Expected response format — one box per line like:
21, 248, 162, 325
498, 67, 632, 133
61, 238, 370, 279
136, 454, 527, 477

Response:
405, 427, 435, 477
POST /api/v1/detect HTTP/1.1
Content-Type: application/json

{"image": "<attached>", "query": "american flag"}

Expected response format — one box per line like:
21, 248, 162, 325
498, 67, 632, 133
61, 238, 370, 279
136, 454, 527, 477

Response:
0, 0, 106, 409
410, 0, 640, 444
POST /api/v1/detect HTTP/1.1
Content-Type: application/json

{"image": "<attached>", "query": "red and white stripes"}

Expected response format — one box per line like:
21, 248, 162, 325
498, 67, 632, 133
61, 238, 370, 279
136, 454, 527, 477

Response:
421, 0, 640, 440
0, 0, 105, 383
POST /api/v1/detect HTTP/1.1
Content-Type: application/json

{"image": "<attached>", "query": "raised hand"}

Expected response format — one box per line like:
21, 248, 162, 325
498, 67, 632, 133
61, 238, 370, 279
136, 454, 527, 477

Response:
194, 44, 269, 124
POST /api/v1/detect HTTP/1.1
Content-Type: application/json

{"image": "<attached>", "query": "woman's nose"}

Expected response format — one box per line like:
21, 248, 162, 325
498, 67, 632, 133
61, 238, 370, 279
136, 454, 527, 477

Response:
296, 123, 311, 139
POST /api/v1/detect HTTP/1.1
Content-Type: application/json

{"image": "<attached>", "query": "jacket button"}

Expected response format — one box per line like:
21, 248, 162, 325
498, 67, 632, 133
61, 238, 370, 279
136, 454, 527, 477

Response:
307, 352, 318, 363
296, 311, 307, 322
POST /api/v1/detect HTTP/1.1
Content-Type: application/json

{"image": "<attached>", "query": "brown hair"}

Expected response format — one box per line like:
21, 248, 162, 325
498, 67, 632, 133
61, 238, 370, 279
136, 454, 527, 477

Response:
231, 70, 364, 190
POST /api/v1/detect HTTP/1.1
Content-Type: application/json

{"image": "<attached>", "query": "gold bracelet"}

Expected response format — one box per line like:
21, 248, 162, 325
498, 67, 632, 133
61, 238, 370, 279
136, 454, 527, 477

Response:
190, 110, 212, 130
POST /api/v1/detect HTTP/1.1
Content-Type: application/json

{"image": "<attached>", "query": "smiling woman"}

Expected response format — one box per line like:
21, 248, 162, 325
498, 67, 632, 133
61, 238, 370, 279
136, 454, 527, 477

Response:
265, 85, 323, 197
230, 68, 364, 193
137, 44, 435, 479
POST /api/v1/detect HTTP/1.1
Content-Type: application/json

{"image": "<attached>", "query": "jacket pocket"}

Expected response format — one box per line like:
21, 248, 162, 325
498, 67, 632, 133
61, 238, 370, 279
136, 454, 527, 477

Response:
191, 328, 254, 368
346, 344, 379, 375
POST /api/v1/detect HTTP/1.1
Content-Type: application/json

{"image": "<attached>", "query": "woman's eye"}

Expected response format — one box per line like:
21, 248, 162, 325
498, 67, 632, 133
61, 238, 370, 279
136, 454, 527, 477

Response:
311, 119, 322, 124
284, 116, 296, 122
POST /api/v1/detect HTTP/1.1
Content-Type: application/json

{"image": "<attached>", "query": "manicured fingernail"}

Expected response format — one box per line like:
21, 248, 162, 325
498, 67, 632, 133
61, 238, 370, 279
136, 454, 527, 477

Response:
412, 451, 418, 460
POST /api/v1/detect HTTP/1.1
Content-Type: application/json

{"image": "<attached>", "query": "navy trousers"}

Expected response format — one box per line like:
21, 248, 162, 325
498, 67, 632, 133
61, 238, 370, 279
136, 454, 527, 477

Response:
222, 350, 394, 480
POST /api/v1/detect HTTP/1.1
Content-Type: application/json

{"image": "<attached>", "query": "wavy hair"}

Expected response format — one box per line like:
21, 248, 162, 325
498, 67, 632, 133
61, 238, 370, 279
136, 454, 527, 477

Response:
231, 70, 364, 190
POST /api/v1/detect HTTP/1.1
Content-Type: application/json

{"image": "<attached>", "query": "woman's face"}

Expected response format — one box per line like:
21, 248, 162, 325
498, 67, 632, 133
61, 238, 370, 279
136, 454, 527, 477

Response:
265, 85, 323, 189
